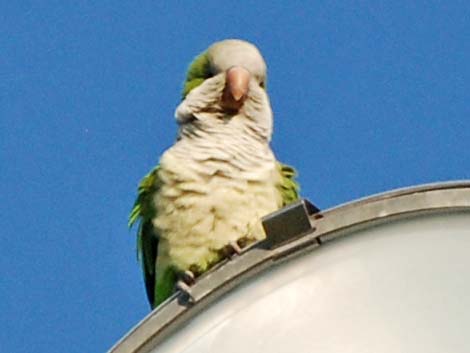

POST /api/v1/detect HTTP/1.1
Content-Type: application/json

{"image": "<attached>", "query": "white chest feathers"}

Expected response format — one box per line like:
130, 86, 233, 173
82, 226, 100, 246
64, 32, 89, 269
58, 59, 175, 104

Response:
152, 145, 282, 272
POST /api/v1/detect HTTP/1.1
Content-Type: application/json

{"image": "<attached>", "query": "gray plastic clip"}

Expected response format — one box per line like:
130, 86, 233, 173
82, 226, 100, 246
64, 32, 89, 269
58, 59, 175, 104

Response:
262, 199, 320, 249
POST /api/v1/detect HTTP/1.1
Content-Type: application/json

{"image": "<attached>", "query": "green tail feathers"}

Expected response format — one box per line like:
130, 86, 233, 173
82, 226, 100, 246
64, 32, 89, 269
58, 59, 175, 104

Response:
154, 267, 178, 307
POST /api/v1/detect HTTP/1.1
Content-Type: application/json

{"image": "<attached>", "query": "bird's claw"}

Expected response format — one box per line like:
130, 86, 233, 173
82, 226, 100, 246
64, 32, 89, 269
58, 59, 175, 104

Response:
176, 280, 195, 303
218, 240, 244, 259
182, 270, 196, 285
229, 241, 242, 255
176, 270, 196, 304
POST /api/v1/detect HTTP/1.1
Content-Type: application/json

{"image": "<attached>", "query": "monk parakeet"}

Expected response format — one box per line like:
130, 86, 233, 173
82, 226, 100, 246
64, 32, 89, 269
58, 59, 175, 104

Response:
129, 39, 299, 308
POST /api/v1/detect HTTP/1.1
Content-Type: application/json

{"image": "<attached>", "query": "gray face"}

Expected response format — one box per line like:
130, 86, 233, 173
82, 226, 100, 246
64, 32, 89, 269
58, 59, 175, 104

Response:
207, 39, 267, 87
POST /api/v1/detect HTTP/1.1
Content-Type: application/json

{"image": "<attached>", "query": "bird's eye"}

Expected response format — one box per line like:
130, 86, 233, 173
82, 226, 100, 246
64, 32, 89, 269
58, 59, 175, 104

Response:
206, 67, 215, 79
259, 81, 265, 88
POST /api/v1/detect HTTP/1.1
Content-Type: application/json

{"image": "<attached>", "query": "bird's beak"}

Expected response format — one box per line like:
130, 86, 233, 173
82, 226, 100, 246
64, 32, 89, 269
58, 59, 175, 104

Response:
221, 66, 250, 111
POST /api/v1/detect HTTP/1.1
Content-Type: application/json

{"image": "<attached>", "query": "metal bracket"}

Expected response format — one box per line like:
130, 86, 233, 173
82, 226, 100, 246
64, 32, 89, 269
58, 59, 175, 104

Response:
262, 199, 320, 249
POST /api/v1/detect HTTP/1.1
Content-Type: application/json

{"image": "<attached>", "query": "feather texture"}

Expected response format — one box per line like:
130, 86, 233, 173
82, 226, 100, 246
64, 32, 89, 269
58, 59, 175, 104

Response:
129, 40, 300, 309
129, 162, 299, 308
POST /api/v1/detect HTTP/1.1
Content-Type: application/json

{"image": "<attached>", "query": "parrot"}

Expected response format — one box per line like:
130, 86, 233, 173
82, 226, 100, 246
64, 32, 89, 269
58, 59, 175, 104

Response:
129, 39, 300, 309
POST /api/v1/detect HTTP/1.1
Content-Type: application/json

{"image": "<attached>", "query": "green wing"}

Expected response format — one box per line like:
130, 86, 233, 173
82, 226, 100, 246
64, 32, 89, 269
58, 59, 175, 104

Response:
277, 162, 300, 206
129, 167, 162, 308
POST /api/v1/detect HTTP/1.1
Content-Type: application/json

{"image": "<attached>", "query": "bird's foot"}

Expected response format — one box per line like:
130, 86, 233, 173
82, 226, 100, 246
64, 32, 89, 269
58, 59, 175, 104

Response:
181, 270, 196, 285
218, 240, 244, 259
176, 270, 196, 304
229, 241, 242, 255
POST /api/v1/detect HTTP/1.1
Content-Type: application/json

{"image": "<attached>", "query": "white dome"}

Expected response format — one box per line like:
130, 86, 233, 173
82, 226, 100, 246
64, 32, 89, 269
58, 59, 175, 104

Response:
109, 181, 470, 353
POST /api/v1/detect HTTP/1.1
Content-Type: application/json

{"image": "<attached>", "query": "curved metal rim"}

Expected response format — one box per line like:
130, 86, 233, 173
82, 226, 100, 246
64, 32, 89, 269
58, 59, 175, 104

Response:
109, 180, 470, 353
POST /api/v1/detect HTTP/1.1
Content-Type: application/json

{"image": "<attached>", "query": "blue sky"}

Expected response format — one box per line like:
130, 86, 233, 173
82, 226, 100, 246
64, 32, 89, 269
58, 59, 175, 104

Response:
1, 1, 469, 352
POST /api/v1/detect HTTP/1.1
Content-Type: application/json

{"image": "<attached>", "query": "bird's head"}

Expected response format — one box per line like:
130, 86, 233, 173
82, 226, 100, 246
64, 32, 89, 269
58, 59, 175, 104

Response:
182, 39, 267, 107
175, 39, 272, 140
